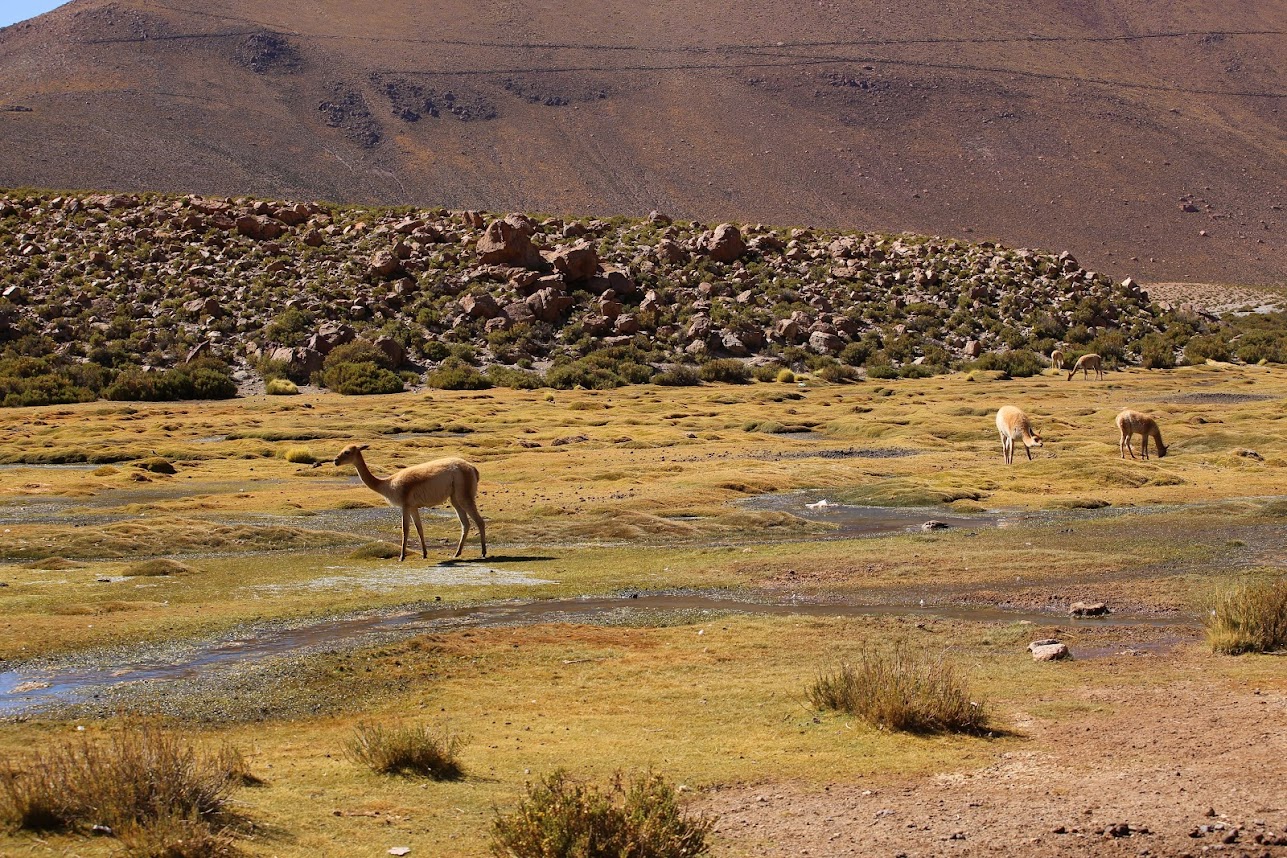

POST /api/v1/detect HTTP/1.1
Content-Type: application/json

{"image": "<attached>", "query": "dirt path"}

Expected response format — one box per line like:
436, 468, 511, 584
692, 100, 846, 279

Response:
703, 664, 1287, 857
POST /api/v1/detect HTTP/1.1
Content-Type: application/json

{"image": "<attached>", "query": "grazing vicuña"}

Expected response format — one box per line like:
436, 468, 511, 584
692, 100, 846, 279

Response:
996, 405, 1044, 464
1115, 409, 1167, 460
1067, 353, 1104, 381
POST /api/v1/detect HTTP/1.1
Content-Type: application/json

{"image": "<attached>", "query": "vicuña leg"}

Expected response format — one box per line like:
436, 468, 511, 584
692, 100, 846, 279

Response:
411, 507, 428, 559
450, 500, 471, 558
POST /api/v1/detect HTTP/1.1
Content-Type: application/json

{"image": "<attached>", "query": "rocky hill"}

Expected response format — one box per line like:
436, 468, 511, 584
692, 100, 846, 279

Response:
0, 0, 1282, 285
1, 188, 1198, 404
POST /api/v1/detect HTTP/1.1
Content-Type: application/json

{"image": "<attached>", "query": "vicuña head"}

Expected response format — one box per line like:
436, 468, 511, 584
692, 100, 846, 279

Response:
334, 443, 369, 466
333, 443, 487, 561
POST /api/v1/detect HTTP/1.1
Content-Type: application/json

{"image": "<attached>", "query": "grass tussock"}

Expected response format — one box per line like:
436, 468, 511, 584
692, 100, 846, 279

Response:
282, 445, 317, 464
0, 723, 249, 843
135, 457, 178, 475
264, 378, 299, 396
489, 769, 714, 858
347, 541, 402, 560
21, 556, 86, 570
125, 558, 198, 577
1204, 576, 1287, 654
807, 642, 990, 734
345, 721, 465, 780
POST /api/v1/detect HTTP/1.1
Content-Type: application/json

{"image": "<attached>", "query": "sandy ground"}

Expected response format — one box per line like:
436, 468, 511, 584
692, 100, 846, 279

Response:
702, 663, 1287, 857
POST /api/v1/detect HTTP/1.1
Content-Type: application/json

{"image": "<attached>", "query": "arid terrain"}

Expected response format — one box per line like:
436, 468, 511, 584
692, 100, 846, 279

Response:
1, 365, 1284, 856
1, 0, 1283, 284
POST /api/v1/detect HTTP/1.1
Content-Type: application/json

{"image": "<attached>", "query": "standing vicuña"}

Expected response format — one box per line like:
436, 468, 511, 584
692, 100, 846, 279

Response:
334, 444, 487, 560
1050, 349, 1066, 371
1067, 353, 1104, 380
996, 405, 1044, 464
1116, 410, 1167, 460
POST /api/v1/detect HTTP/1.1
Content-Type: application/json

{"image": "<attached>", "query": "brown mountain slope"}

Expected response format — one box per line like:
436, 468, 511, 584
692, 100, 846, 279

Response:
0, 0, 1283, 284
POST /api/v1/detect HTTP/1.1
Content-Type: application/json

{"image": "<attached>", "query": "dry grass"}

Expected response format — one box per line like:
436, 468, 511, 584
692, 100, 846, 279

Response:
125, 558, 198, 577
283, 445, 316, 464
489, 769, 714, 858
808, 642, 990, 734
0, 723, 248, 843
1204, 576, 1287, 654
345, 721, 465, 780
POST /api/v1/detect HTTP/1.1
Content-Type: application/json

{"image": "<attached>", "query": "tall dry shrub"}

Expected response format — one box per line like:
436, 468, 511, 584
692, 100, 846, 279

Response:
490, 769, 714, 858
0, 723, 247, 839
808, 642, 989, 734
1205, 577, 1287, 654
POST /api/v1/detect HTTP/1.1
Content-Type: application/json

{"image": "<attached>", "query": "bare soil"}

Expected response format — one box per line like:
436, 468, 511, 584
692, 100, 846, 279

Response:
703, 662, 1287, 857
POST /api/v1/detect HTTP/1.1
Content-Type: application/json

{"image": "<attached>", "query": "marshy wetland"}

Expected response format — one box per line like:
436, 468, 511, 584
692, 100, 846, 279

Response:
2, 363, 1286, 856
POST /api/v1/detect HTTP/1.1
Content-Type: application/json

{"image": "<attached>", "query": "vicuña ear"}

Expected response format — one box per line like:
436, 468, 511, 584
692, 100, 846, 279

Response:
358, 444, 369, 451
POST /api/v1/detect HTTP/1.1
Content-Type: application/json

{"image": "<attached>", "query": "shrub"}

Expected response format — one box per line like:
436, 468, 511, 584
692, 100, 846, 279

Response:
698, 359, 751, 384
322, 361, 404, 395
1138, 333, 1176, 369
485, 365, 545, 389
776, 368, 796, 383
265, 378, 298, 395
1184, 334, 1231, 364
326, 340, 396, 370
652, 366, 702, 386
1204, 577, 1287, 654
968, 349, 1045, 379
807, 642, 989, 734
264, 307, 313, 346
346, 722, 464, 780
426, 358, 492, 390
489, 769, 714, 858
283, 445, 316, 464
1087, 330, 1126, 363
105, 359, 237, 402
839, 340, 872, 367
0, 723, 247, 837
817, 363, 859, 383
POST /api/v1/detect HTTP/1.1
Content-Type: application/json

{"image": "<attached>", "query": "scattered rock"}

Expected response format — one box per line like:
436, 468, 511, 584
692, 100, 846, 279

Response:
921, 520, 951, 531
1029, 639, 1070, 661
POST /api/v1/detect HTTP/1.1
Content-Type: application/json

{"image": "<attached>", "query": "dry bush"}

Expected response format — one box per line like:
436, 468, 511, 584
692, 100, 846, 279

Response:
808, 642, 990, 734
1205, 576, 1287, 654
0, 723, 248, 840
116, 812, 242, 858
489, 769, 714, 858
346, 722, 464, 780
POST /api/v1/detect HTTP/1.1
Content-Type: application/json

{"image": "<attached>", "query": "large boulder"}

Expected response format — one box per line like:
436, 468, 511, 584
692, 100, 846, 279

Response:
706, 223, 746, 263
808, 330, 843, 354
526, 287, 574, 323
460, 292, 501, 319
369, 249, 402, 278
547, 241, 598, 283
373, 337, 405, 368
477, 218, 542, 268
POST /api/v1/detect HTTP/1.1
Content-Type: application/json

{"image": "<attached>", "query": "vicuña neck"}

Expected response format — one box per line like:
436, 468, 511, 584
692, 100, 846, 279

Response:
353, 453, 393, 498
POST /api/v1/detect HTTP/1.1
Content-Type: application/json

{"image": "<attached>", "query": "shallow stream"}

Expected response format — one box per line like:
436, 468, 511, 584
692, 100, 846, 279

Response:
0, 592, 1188, 717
